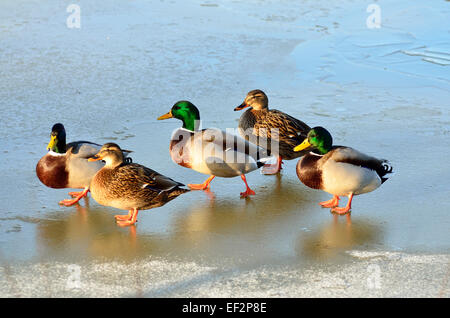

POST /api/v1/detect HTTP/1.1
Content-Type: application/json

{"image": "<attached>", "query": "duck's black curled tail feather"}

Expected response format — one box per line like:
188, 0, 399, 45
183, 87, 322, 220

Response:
379, 160, 393, 184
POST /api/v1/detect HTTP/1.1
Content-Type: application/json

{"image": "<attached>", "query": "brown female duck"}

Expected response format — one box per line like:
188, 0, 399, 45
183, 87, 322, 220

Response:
88, 143, 189, 226
235, 89, 311, 174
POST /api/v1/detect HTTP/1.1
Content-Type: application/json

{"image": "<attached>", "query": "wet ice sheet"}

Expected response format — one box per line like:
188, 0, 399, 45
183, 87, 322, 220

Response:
0, 0, 449, 297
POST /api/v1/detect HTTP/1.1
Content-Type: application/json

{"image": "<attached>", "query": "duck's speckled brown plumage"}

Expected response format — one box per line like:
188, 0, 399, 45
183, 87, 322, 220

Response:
90, 144, 189, 211
236, 90, 311, 160
239, 108, 311, 160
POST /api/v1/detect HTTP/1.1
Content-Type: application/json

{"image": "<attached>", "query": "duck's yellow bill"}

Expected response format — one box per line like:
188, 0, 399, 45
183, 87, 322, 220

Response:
47, 135, 57, 151
294, 139, 311, 152
157, 111, 173, 120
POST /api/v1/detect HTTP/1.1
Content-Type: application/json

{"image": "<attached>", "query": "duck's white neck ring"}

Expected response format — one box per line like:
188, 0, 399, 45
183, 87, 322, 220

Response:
48, 150, 65, 157
309, 151, 324, 157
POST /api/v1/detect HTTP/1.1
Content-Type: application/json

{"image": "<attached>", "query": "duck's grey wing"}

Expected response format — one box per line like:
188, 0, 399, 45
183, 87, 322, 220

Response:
200, 128, 271, 162
67, 141, 102, 158
330, 146, 393, 183
68, 141, 132, 159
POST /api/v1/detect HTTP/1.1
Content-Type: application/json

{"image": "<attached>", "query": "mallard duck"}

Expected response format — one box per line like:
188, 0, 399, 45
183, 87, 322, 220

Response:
88, 143, 189, 226
293, 127, 393, 214
36, 123, 131, 206
234, 89, 311, 175
157, 101, 272, 197
36, 123, 106, 206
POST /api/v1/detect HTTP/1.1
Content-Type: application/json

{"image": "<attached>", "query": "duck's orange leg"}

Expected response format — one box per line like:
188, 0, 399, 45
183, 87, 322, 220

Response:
278, 156, 284, 171
116, 208, 139, 227
188, 175, 215, 190
331, 193, 353, 215
261, 156, 283, 175
240, 175, 256, 197
319, 195, 340, 208
59, 187, 89, 206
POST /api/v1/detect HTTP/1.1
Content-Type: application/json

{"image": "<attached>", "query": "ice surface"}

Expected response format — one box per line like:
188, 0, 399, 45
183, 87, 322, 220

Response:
0, 0, 449, 297
0, 252, 448, 297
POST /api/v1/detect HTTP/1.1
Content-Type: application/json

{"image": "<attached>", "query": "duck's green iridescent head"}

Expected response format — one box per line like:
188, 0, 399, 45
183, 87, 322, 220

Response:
157, 101, 200, 131
294, 126, 333, 155
47, 123, 67, 153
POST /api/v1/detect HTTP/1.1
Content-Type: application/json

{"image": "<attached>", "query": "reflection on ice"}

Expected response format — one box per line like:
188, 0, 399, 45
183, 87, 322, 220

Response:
298, 215, 382, 261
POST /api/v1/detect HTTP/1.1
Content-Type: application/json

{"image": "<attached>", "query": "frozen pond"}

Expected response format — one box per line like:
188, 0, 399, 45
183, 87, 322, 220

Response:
0, 0, 449, 297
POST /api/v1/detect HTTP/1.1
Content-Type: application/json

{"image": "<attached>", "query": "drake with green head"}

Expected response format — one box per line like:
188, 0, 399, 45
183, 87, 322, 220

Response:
36, 123, 105, 206
36, 123, 131, 206
158, 101, 272, 197
235, 89, 311, 175
293, 127, 393, 214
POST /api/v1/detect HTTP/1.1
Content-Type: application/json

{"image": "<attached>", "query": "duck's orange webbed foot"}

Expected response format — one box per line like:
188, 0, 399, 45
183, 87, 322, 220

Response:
330, 206, 351, 215
240, 188, 256, 197
240, 175, 256, 197
319, 195, 340, 208
68, 190, 90, 198
188, 175, 215, 190
330, 193, 353, 215
114, 210, 134, 221
59, 187, 89, 206
116, 209, 139, 227
116, 219, 137, 227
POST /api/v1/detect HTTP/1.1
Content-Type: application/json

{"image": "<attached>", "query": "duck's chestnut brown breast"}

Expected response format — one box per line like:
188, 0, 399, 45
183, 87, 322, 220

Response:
296, 154, 323, 190
36, 155, 68, 189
